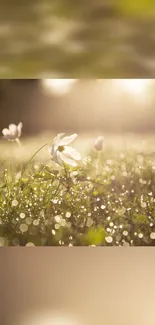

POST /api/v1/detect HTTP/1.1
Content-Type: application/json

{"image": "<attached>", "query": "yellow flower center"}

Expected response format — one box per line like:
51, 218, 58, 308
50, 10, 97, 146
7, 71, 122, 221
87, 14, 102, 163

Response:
58, 145, 65, 152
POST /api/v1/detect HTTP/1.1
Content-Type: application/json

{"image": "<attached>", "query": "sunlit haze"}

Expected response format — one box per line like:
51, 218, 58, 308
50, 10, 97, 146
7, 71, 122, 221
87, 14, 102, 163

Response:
42, 79, 77, 95
15, 311, 81, 325
113, 79, 151, 94
42, 79, 152, 96
1, 79, 155, 136
41, 79, 153, 107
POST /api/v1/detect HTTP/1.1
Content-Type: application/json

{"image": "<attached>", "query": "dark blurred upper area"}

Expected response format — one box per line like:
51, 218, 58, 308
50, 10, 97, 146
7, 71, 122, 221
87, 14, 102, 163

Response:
0, 0, 155, 77
0, 79, 155, 135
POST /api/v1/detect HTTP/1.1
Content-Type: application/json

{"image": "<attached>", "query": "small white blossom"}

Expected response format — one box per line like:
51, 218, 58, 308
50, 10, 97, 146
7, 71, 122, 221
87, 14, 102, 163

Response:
94, 136, 104, 151
2, 122, 23, 141
49, 133, 81, 167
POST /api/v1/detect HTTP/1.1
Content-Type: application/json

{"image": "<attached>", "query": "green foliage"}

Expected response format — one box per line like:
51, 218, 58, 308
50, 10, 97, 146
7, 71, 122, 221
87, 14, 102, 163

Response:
132, 213, 149, 225
1, 135, 155, 246
118, 0, 155, 16
84, 227, 107, 245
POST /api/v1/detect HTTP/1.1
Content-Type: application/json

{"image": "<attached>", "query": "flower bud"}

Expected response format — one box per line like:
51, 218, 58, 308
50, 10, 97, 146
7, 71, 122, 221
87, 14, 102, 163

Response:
94, 136, 104, 151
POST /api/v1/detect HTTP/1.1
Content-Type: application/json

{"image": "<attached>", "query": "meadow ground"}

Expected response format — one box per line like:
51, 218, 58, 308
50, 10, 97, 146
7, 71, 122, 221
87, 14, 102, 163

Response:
1, 133, 155, 246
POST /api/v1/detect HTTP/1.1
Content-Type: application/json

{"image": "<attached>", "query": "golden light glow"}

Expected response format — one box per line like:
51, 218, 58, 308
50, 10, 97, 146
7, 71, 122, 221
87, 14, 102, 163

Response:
112, 79, 152, 96
42, 79, 77, 96
15, 311, 82, 325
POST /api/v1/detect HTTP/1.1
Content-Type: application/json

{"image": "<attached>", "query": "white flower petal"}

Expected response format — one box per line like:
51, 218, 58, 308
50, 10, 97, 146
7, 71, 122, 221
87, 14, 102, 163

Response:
2, 128, 10, 136
9, 124, 18, 135
63, 146, 81, 160
17, 122, 23, 137
48, 144, 58, 156
59, 152, 77, 166
53, 133, 65, 145
56, 151, 64, 165
59, 133, 78, 146
50, 150, 63, 165
2, 128, 16, 140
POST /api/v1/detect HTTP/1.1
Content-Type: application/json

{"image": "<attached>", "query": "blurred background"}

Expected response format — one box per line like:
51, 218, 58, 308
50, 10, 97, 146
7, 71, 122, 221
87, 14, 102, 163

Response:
1, 248, 155, 325
1, 78, 155, 134
1, 0, 155, 77
1, 78, 155, 164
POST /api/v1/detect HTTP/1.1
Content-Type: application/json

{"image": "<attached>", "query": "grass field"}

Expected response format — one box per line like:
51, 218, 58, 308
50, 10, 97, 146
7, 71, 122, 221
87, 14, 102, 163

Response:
1, 133, 155, 246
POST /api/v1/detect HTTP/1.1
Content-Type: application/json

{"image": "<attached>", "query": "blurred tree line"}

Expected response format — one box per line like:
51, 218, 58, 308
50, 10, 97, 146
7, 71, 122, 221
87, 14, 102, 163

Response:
1, 79, 155, 134
0, 0, 155, 77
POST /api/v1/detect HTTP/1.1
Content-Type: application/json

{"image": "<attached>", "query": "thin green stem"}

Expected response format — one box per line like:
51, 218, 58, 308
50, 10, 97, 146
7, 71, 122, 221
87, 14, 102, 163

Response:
95, 151, 101, 176
21, 143, 49, 178
15, 138, 22, 147
53, 181, 61, 198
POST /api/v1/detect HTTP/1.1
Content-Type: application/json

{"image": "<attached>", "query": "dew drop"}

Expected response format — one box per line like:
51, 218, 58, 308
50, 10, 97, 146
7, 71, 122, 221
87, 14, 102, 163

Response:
12, 238, 20, 246
33, 220, 39, 226
20, 213, 25, 219
150, 232, 155, 239
123, 242, 130, 247
105, 236, 113, 243
26, 242, 35, 247
109, 222, 114, 227
141, 202, 147, 208
55, 215, 62, 223
19, 224, 28, 232
66, 212, 71, 218
12, 200, 18, 207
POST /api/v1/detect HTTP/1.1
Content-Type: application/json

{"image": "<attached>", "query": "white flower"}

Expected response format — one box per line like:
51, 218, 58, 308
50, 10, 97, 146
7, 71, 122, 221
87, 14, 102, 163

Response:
49, 133, 81, 167
2, 122, 23, 141
94, 136, 104, 151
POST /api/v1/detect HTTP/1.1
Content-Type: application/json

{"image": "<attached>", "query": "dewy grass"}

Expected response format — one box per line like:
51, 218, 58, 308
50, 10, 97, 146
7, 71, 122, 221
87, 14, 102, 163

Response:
1, 133, 155, 246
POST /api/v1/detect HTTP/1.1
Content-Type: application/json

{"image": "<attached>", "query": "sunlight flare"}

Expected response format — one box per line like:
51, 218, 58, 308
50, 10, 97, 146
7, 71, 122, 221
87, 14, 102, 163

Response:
42, 79, 77, 96
16, 311, 82, 325
112, 79, 152, 97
